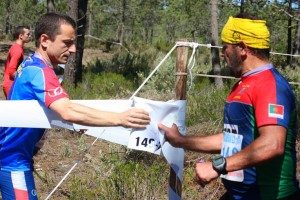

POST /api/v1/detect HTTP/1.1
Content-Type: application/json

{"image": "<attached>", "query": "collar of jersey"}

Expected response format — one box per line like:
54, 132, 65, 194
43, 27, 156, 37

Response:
242, 63, 273, 77
33, 52, 54, 69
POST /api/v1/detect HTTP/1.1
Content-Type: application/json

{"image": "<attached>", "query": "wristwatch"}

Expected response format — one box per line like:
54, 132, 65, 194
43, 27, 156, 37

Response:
212, 155, 227, 175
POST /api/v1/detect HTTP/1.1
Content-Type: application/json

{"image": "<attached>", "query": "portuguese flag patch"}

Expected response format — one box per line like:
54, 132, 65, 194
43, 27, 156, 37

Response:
268, 104, 284, 119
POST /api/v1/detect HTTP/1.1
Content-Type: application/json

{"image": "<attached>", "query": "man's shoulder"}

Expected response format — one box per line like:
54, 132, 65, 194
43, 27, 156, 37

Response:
10, 43, 23, 51
8, 43, 23, 55
22, 55, 47, 69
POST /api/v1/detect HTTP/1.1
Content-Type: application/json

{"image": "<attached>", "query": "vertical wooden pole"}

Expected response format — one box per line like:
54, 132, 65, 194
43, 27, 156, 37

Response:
175, 39, 189, 100
169, 39, 188, 199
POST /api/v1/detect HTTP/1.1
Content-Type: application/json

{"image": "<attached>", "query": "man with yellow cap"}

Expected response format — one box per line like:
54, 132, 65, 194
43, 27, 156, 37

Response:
159, 13, 300, 199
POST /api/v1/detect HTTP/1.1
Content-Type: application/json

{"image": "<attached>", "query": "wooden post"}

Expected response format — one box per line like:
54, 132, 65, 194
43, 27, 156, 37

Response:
175, 39, 189, 100
169, 39, 188, 199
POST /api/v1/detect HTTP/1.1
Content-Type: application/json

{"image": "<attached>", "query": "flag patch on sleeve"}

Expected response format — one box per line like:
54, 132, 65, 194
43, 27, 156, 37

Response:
268, 104, 284, 119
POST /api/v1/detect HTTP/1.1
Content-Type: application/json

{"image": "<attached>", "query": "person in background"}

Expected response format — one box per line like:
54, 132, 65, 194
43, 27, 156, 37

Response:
0, 12, 150, 200
2, 26, 31, 99
159, 13, 300, 200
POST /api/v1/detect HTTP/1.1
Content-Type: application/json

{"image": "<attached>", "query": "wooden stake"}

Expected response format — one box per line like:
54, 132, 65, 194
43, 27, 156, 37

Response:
169, 39, 188, 199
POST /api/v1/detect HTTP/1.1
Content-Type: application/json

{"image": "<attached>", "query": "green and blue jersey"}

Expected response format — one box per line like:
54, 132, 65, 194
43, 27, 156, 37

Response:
222, 64, 298, 199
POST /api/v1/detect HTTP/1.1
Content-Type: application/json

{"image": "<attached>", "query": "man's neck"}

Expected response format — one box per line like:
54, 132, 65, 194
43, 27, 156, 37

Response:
15, 39, 23, 46
242, 54, 270, 75
35, 48, 56, 68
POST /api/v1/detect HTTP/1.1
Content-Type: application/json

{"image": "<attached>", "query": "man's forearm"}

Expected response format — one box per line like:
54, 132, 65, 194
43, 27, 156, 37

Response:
178, 133, 223, 153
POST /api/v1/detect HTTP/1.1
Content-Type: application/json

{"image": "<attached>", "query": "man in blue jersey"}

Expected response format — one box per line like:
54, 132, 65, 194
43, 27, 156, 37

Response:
0, 13, 150, 200
159, 13, 300, 200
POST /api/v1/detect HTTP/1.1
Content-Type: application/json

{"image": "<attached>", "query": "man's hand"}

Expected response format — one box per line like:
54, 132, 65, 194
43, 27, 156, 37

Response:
158, 123, 183, 147
120, 108, 150, 128
194, 162, 219, 187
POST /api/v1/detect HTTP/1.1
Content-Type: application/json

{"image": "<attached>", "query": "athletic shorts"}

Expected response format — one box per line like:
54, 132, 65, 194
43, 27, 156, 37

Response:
0, 170, 37, 200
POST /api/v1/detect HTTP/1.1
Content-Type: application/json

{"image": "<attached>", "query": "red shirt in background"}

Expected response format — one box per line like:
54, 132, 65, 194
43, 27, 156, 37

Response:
2, 43, 24, 98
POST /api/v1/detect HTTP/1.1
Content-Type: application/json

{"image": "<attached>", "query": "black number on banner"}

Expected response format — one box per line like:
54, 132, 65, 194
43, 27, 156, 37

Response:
136, 137, 155, 147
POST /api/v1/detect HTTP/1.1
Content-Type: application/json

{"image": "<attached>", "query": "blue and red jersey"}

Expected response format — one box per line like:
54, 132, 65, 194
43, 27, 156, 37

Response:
222, 64, 298, 199
0, 53, 69, 171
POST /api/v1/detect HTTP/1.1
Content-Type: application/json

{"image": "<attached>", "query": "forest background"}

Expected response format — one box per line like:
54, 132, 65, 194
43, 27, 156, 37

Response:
1, 0, 300, 199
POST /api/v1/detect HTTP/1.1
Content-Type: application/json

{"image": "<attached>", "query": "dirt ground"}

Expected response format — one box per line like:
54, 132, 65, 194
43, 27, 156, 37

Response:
1, 40, 300, 199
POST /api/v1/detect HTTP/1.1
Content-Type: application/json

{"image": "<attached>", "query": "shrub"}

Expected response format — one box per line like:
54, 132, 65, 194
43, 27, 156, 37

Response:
64, 72, 135, 99
67, 146, 168, 200
86, 52, 151, 86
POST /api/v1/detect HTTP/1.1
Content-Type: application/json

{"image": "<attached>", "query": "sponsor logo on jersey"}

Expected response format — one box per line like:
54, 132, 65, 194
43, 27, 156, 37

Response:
268, 104, 284, 119
47, 87, 64, 97
234, 86, 248, 99
17, 65, 23, 77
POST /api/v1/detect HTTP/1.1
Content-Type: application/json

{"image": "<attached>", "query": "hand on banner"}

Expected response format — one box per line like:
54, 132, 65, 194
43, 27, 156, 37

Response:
158, 123, 183, 147
120, 108, 150, 128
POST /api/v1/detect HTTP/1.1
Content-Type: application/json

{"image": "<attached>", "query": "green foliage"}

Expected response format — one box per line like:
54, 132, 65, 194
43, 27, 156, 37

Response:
68, 147, 168, 200
140, 52, 176, 98
270, 54, 287, 68
61, 141, 72, 157
87, 53, 151, 86
185, 78, 233, 127
0, 0, 46, 34
64, 72, 135, 100
155, 39, 174, 52
277, 66, 300, 125
0, 0, 298, 58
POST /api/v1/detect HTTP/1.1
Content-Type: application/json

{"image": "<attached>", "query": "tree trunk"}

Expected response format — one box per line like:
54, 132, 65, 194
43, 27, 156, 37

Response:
144, 25, 149, 44
65, 0, 79, 86
75, 0, 88, 84
87, 10, 92, 46
117, 0, 126, 45
286, 0, 292, 66
117, 23, 125, 45
240, 0, 244, 13
150, 27, 153, 44
65, 0, 88, 86
166, 23, 170, 45
211, 0, 223, 88
5, 0, 11, 36
291, 0, 300, 69
47, 0, 56, 13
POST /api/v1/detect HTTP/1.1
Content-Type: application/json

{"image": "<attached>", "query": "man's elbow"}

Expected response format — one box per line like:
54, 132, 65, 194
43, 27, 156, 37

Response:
270, 143, 285, 157
50, 99, 76, 122
58, 109, 75, 122
59, 108, 84, 124
59, 113, 69, 122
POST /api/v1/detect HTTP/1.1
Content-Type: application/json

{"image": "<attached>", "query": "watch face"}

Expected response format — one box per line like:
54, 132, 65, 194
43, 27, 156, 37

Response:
213, 155, 226, 174
214, 157, 224, 165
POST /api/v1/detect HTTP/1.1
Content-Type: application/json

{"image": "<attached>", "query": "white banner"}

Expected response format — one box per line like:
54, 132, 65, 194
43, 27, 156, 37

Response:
0, 97, 186, 200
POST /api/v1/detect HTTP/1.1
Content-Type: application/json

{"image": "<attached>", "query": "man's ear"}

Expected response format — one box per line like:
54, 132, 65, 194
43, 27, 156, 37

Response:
238, 42, 248, 55
238, 42, 247, 50
18, 33, 23, 40
40, 34, 49, 48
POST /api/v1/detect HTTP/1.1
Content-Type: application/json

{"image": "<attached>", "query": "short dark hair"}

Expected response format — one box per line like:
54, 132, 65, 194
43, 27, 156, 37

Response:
34, 12, 76, 47
13, 26, 30, 40
235, 13, 270, 60
234, 13, 260, 20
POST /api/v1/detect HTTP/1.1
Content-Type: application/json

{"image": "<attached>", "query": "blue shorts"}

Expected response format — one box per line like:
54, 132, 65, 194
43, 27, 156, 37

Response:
0, 170, 37, 200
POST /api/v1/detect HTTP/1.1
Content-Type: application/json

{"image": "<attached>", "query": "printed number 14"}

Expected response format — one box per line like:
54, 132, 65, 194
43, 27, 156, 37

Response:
136, 137, 154, 147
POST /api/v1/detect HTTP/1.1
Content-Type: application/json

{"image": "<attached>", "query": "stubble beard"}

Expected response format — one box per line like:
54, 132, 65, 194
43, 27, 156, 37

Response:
228, 52, 243, 78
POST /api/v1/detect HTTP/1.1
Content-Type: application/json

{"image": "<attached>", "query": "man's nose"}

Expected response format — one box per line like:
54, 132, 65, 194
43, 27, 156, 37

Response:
69, 44, 76, 53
